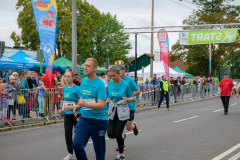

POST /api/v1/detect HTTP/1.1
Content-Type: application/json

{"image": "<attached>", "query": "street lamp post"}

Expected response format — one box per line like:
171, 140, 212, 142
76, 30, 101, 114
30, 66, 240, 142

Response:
150, 0, 154, 78
72, 0, 77, 74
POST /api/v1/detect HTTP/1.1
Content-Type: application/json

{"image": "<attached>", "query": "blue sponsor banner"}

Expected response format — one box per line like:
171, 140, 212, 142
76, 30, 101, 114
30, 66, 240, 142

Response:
31, 0, 57, 73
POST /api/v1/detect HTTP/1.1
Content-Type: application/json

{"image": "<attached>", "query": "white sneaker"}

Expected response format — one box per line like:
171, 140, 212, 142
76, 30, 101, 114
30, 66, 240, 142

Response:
63, 153, 74, 160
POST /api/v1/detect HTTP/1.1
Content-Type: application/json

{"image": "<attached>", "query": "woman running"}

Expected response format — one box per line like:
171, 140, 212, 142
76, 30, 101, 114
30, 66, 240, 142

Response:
107, 66, 135, 160
59, 71, 81, 160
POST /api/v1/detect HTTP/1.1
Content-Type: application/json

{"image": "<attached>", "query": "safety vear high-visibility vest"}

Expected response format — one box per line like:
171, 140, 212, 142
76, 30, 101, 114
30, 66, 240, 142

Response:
160, 80, 169, 92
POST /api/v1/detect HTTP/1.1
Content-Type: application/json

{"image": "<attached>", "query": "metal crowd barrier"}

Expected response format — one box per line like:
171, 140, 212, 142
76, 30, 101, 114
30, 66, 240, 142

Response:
0, 88, 64, 126
135, 83, 219, 107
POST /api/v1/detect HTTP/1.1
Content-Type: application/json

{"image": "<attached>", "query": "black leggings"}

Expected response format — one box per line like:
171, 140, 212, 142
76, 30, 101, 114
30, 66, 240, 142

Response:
221, 96, 230, 113
64, 114, 80, 154
107, 112, 127, 153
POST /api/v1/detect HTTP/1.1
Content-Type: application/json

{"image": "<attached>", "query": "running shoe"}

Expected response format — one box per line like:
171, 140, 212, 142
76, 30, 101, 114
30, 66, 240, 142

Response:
133, 122, 138, 136
63, 153, 74, 160
115, 154, 125, 160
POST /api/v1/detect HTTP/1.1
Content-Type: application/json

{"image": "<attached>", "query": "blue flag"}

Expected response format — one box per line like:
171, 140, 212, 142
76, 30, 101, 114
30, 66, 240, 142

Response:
31, 0, 57, 84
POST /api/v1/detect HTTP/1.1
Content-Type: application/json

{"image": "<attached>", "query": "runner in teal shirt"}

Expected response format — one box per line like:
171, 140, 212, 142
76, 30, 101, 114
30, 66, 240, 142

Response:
73, 58, 108, 160
122, 75, 139, 111
108, 80, 134, 102
118, 65, 140, 148
79, 76, 108, 120
63, 84, 81, 115
59, 71, 81, 160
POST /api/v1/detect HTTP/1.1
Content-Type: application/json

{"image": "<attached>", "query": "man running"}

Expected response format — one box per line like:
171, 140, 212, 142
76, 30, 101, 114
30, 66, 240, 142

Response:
118, 65, 140, 149
218, 73, 234, 115
73, 58, 108, 160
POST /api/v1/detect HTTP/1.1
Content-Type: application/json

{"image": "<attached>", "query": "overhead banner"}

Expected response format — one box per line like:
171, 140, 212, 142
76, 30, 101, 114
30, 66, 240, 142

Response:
157, 29, 169, 80
31, 0, 57, 82
179, 30, 238, 45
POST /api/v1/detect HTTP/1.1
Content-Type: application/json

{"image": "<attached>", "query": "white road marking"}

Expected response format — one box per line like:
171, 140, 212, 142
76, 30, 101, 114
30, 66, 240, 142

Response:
88, 130, 142, 144
212, 143, 240, 160
229, 152, 240, 160
230, 103, 237, 106
213, 103, 237, 113
174, 116, 199, 123
213, 109, 223, 112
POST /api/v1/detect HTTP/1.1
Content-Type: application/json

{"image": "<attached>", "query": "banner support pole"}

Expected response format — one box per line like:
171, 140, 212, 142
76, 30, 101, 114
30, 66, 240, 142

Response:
209, 44, 211, 77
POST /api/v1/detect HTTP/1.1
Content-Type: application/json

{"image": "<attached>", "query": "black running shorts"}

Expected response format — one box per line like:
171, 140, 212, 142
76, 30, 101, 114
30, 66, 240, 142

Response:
128, 110, 135, 121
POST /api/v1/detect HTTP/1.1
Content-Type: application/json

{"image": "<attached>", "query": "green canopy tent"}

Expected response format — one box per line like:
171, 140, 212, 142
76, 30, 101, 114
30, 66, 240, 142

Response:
80, 63, 107, 78
54, 57, 81, 70
172, 66, 194, 79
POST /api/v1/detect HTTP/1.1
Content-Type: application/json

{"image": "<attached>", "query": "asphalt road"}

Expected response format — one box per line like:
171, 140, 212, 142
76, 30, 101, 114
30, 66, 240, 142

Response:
1, 96, 240, 160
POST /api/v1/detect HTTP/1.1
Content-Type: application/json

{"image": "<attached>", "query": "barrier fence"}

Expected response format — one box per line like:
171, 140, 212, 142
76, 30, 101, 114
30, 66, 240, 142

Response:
136, 84, 219, 107
0, 88, 64, 126
0, 83, 220, 126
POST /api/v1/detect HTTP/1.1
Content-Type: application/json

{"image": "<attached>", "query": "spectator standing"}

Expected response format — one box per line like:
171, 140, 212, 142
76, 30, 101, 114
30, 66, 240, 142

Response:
233, 79, 237, 94
205, 77, 211, 96
37, 82, 47, 117
42, 69, 59, 118
0, 84, 8, 122
218, 73, 234, 115
158, 75, 170, 111
193, 77, 199, 97
214, 76, 219, 85
6, 75, 19, 121
5, 70, 12, 83
21, 71, 30, 119
27, 72, 37, 89
61, 69, 70, 86
149, 74, 159, 104
12, 72, 21, 120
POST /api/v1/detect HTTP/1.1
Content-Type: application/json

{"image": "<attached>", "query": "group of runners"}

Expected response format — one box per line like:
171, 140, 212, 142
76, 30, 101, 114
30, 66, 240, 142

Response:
59, 58, 140, 160
58, 57, 236, 160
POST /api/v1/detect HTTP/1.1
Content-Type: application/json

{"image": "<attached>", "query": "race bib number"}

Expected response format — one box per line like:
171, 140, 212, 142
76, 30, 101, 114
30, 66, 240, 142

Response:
82, 98, 95, 110
65, 101, 75, 107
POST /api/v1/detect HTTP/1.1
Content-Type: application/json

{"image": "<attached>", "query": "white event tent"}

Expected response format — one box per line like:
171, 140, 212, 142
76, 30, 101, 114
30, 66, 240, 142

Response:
130, 61, 184, 80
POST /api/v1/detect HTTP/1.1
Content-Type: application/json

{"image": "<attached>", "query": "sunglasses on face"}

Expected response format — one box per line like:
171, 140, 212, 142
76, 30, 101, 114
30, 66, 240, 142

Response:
13, 75, 18, 76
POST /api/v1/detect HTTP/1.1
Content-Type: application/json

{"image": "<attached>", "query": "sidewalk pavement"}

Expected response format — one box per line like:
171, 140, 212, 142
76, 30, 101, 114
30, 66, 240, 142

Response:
0, 95, 220, 132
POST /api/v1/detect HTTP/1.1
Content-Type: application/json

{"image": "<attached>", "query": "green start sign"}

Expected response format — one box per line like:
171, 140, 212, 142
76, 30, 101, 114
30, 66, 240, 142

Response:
179, 30, 238, 45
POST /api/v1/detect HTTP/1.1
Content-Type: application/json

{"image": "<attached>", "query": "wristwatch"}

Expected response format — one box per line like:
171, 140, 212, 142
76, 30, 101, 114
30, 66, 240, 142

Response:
127, 99, 129, 102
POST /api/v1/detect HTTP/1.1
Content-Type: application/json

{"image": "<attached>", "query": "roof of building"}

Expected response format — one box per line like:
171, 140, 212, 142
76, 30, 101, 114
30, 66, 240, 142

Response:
169, 59, 188, 71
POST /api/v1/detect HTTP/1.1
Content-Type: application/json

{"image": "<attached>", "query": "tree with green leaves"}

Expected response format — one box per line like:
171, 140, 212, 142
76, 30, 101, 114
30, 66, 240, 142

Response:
12, 0, 132, 67
170, 0, 240, 77
91, 12, 132, 66
10, 32, 21, 46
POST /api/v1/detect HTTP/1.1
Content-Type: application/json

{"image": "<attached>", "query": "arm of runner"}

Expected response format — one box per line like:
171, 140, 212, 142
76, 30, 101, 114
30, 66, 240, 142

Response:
106, 97, 110, 104
122, 96, 135, 102
78, 98, 106, 110
133, 89, 140, 96
65, 104, 78, 111
218, 87, 221, 95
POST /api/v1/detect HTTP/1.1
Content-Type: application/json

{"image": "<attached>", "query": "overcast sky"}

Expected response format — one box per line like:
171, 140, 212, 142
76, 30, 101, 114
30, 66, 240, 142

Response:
0, 0, 199, 57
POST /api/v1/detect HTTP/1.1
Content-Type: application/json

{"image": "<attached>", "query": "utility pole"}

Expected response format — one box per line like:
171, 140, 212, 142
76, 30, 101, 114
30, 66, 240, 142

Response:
72, 0, 77, 74
150, 0, 154, 78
